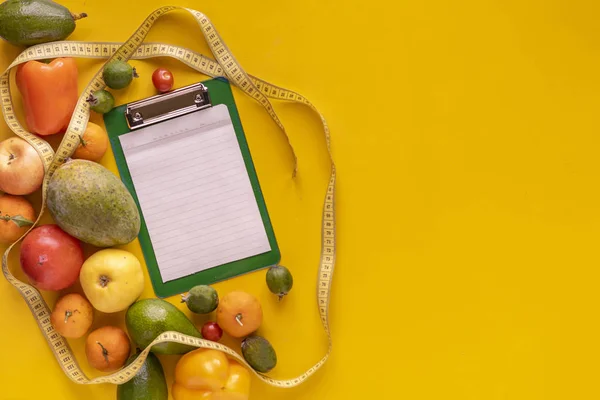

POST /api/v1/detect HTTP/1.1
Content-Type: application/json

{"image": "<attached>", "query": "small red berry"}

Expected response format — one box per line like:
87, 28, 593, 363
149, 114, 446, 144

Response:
201, 321, 223, 342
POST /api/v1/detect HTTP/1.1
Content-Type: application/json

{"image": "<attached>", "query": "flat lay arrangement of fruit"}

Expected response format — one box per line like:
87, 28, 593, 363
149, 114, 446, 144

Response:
0, 1, 337, 399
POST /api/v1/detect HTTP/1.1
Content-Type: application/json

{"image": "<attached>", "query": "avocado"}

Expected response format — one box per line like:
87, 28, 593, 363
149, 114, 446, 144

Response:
46, 160, 141, 247
117, 352, 167, 400
126, 299, 202, 355
241, 335, 277, 373
181, 285, 219, 314
0, 0, 87, 46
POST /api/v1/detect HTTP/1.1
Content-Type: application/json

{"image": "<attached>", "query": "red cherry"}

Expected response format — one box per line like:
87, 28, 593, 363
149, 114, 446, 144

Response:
201, 321, 223, 342
152, 68, 174, 93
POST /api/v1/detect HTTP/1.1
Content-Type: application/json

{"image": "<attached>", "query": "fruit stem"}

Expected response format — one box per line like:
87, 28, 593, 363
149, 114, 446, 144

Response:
71, 12, 88, 21
96, 341, 109, 364
8, 152, 14, 161
235, 313, 244, 327
78, 135, 87, 147
180, 293, 189, 303
0, 213, 34, 227
132, 67, 139, 79
64, 310, 72, 323
99, 275, 110, 288
278, 293, 285, 302
86, 93, 98, 106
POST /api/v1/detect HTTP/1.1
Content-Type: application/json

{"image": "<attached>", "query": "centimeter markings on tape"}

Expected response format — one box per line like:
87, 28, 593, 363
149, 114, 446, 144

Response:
0, 6, 335, 387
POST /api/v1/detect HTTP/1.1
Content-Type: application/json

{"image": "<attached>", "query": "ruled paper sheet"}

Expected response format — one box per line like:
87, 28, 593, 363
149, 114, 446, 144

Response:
119, 104, 271, 282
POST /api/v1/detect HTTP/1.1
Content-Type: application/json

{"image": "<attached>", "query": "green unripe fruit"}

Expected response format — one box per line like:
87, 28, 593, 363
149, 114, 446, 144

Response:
103, 60, 138, 90
87, 89, 114, 114
181, 285, 219, 314
266, 265, 293, 301
241, 335, 277, 373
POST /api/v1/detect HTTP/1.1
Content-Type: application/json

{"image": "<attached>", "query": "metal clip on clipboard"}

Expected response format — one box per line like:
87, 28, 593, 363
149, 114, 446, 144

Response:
125, 82, 211, 129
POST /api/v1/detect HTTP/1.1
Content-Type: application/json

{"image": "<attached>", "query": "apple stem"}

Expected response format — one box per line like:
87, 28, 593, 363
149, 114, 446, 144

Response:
96, 341, 109, 364
235, 313, 244, 327
64, 310, 72, 323
99, 275, 110, 288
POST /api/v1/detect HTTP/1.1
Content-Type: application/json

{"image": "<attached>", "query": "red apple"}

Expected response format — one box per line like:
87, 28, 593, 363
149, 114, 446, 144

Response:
20, 224, 84, 291
0, 137, 44, 195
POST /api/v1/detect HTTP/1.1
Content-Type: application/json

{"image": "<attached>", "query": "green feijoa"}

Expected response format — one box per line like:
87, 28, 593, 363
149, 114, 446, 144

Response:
241, 335, 277, 373
181, 285, 219, 314
103, 60, 138, 90
86, 89, 114, 114
266, 265, 294, 301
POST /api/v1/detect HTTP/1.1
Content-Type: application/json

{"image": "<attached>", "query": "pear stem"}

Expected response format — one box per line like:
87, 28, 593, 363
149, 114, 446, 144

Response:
235, 313, 244, 327
72, 12, 88, 21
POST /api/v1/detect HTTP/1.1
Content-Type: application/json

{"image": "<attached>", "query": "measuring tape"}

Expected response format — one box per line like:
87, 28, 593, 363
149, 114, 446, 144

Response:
0, 6, 335, 388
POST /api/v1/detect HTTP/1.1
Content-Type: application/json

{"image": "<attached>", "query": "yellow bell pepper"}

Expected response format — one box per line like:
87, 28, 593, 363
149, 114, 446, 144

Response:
173, 349, 251, 400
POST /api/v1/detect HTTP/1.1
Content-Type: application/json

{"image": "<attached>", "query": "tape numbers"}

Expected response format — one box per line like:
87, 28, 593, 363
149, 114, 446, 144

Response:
0, 6, 335, 388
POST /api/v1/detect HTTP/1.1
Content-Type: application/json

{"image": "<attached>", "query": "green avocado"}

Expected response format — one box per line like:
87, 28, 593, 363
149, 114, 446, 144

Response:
46, 160, 141, 247
0, 0, 87, 47
126, 299, 202, 355
117, 352, 168, 400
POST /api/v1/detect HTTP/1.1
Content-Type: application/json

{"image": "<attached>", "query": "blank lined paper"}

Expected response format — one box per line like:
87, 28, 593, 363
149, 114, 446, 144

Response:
119, 104, 271, 282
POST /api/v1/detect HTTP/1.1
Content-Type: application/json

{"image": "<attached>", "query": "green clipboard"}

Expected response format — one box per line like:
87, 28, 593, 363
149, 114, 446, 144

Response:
103, 78, 280, 298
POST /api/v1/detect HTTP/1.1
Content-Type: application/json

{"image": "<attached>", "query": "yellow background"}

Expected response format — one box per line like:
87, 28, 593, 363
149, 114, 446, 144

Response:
1, 0, 600, 398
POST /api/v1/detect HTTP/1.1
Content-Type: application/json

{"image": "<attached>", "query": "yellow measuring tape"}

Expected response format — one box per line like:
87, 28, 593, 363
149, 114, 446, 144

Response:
0, 6, 335, 387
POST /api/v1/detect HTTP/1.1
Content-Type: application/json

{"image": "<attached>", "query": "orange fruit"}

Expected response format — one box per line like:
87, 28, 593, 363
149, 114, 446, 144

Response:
72, 122, 109, 162
216, 291, 263, 338
0, 194, 35, 243
50, 293, 94, 338
172, 349, 250, 400
85, 326, 131, 372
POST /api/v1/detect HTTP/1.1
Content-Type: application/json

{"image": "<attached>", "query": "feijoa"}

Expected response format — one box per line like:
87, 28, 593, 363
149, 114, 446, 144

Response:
86, 89, 114, 114
266, 265, 293, 300
181, 285, 219, 314
241, 335, 277, 373
103, 60, 138, 90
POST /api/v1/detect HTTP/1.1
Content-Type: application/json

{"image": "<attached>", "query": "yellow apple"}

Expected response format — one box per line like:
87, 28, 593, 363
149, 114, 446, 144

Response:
0, 137, 44, 195
80, 249, 144, 313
